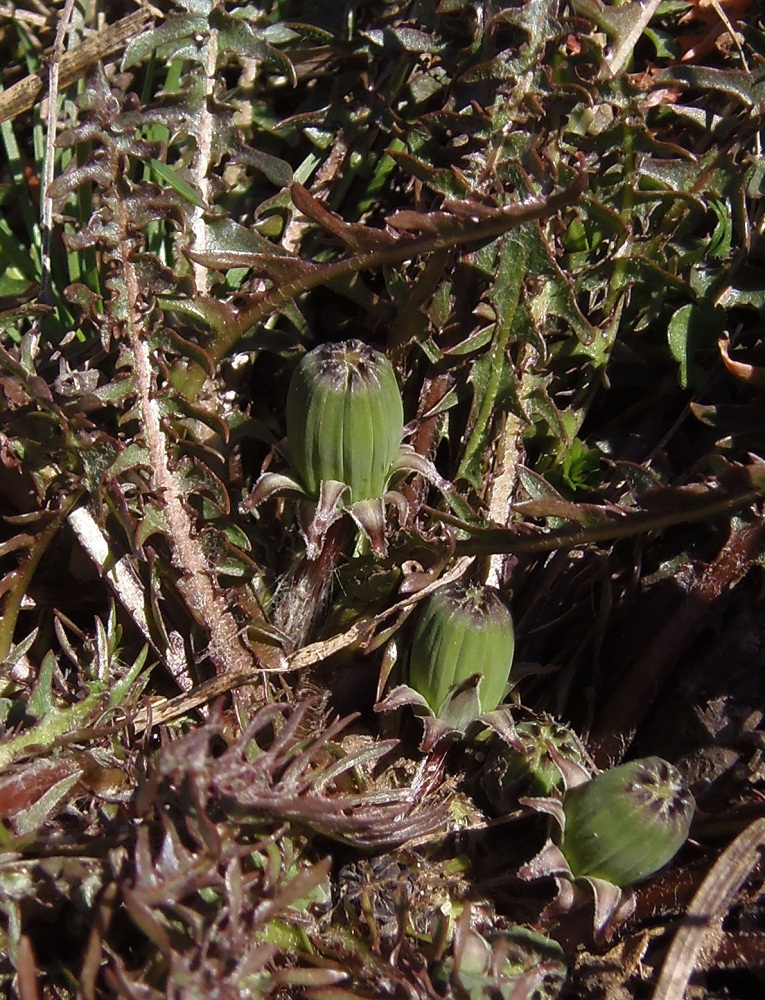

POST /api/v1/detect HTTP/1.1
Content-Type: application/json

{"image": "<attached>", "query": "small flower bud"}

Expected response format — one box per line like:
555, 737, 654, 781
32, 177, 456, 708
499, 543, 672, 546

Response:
481, 720, 583, 807
286, 340, 404, 503
408, 581, 515, 720
561, 756, 695, 887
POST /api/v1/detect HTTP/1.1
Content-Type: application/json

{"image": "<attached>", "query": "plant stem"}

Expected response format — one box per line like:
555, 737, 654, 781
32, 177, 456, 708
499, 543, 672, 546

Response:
0, 496, 77, 664
274, 519, 351, 648
426, 477, 765, 557
118, 200, 254, 679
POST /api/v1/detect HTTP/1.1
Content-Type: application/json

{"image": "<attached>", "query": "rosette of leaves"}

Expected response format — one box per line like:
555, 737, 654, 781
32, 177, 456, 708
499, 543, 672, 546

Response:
378, 580, 515, 748
243, 339, 448, 557
431, 908, 567, 1000
519, 756, 695, 939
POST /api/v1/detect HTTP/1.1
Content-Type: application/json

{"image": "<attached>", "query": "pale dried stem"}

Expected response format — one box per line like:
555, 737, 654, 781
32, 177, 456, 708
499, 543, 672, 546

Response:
67, 506, 191, 684
0, 10, 154, 126
118, 199, 253, 678
605, 0, 663, 77
652, 818, 765, 1000
190, 25, 218, 293
39, 0, 77, 311
485, 345, 537, 588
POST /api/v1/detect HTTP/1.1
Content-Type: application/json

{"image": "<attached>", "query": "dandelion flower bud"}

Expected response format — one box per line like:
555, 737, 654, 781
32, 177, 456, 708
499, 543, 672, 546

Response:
408, 582, 515, 720
286, 340, 404, 503
561, 756, 695, 887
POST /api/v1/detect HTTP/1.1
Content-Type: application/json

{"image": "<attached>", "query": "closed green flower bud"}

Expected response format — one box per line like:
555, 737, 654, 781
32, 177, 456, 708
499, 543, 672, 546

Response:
286, 340, 404, 503
408, 582, 515, 720
561, 757, 695, 887
482, 720, 583, 807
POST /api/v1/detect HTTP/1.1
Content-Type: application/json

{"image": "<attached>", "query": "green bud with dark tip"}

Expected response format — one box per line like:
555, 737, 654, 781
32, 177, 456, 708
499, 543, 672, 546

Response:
561, 756, 695, 887
286, 340, 404, 503
408, 581, 515, 719
482, 720, 583, 807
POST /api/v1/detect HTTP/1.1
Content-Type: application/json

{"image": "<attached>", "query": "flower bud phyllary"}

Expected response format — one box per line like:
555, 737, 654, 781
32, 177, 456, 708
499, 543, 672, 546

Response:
560, 756, 695, 887
408, 581, 515, 719
286, 340, 404, 503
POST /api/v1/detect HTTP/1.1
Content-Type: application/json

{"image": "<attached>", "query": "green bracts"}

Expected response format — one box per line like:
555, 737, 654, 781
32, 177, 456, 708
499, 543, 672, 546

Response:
408, 582, 515, 719
561, 756, 695, 887
286, 340, 404, 502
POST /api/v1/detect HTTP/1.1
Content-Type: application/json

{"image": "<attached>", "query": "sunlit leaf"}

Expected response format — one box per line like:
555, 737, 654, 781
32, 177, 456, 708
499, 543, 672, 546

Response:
148, 160, 206, 208
668, 303, 725, 390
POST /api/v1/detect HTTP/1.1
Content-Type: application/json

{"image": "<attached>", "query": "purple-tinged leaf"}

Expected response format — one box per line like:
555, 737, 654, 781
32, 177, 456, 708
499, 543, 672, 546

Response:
348, 497, 387, 556
240, 472, 305, 512
292, 183, 399, 251
589, 878, 636, 941
518, 839, 571, 881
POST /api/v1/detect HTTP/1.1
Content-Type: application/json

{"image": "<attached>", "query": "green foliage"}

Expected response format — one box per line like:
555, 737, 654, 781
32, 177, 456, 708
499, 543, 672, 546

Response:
0, 0, 764, 994
432, 910, 568, 999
